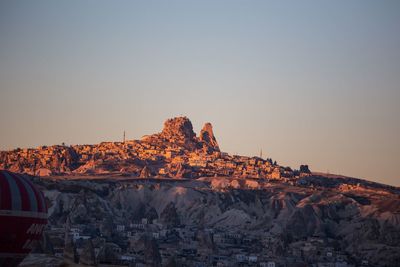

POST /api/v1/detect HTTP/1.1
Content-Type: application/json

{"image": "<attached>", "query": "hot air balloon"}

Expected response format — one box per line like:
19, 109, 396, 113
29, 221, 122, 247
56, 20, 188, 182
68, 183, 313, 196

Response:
0, 170, 48, 266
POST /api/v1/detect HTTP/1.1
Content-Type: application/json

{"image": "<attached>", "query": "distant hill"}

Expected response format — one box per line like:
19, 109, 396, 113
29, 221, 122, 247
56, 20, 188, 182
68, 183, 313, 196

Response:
0, 116, 300, 180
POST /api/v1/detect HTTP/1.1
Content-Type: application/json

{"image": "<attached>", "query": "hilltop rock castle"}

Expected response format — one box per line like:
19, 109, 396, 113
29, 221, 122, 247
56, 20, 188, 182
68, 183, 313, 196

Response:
0, 117, 308, 179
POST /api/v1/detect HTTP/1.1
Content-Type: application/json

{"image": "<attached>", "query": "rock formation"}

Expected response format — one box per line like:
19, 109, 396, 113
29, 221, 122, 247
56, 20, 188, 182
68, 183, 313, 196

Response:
160, 117, 196, 145
144, 207, 159, 223
160, 202, 180, 227
199, 122, 220, 152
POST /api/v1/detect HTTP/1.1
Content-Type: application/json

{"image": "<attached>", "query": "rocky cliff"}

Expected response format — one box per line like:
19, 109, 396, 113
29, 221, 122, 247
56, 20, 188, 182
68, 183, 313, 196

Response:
160, 117, 196, 143
199, 122, 220, 152
35, 176, 400, 266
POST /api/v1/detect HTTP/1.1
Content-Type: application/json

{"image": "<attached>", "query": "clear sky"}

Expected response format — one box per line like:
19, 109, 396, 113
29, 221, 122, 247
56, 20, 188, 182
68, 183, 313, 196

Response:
0, 1, 399, 186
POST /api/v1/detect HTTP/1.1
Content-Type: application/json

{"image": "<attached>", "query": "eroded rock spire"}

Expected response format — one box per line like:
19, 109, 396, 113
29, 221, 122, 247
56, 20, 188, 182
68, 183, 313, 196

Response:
200, 122, 220, 152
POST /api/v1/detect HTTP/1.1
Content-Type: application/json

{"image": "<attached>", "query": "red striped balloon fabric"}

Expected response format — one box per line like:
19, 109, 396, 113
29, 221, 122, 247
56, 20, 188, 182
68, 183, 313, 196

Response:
0, 170, 48, 267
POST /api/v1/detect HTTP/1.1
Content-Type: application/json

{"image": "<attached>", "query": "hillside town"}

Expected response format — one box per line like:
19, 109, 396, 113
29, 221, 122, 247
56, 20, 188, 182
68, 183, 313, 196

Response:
0, 117, 311, 181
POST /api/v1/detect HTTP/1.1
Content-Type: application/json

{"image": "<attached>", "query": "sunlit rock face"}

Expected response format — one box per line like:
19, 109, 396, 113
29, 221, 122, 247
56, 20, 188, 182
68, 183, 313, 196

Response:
161, 116, 196, 143
200, 122, 220, 152
157, 116, 200, 151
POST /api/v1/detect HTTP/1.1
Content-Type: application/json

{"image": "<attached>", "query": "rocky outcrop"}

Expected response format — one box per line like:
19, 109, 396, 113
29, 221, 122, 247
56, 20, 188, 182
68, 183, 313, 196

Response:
160, 202, 180, 227
160, 117, 196, 144
144, 207, 159, 223
199, 122, 220, 152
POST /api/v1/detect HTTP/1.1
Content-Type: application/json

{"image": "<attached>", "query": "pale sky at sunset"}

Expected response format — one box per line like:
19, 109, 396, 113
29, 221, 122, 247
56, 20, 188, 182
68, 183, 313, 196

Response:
0, 1, 399, 186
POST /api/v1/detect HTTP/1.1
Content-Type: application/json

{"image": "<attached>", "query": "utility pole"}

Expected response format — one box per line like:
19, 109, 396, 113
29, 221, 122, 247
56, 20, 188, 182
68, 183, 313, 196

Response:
123, 131, 126, 143
260, 148, 263, 159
